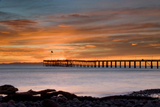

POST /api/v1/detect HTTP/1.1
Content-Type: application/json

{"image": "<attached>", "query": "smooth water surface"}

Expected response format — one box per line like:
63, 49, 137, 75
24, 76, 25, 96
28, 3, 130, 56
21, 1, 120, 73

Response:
0, 65, 160, 97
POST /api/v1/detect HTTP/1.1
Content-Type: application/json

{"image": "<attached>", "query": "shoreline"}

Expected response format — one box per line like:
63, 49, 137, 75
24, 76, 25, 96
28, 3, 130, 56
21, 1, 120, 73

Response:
74, 91, 132, 98
0, 85, 160, 107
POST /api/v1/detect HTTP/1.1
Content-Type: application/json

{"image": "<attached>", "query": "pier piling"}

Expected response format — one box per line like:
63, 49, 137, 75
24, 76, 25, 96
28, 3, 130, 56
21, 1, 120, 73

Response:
151, 61, 153, 69
129, 61, 131, 68
134, 61, 136, 68
98, 61, 100, 68
102, 61, 104, 68
106, 61, 108, 68
145, 61, 147, 68
124, 61, 126, 68
111, 61, 112, 68
115, 61, 117, 68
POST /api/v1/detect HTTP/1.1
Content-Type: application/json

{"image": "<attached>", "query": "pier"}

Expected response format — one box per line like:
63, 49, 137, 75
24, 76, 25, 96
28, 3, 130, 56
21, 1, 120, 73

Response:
43, 59, 160, 69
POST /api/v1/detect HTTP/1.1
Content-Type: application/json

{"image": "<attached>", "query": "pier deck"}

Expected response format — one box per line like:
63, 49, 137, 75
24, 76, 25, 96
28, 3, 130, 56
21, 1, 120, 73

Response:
43, 59, 160, 69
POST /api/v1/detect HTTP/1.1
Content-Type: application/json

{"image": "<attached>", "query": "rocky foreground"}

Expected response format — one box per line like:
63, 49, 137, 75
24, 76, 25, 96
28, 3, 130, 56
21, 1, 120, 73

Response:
0, 85, 160, 107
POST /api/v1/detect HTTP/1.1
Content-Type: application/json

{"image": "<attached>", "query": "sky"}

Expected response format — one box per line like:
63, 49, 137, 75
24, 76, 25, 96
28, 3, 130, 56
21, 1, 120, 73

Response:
0, 0, 160, 63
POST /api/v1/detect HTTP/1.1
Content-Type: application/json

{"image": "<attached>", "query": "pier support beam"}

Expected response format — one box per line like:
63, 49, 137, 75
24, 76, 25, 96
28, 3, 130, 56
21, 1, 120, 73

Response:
91, 62, 93, 67
83, 62, 86, 67
106, 61, 108, 68
120, 61, 121, 68
124, 61, 126, 68
134, 61, 136, 68
145, 61, 147, 68
111, 61, 112, 68
94, 61, 97, 68
139, 61, 141, 68
129, 61, 131, 68
80, 64, 82, 67
98, 61, 100, 68
115, 61, 117, 68
151, 61, 153, 69
157, 61, 159, 69
87, 62, 89, 67
66, 60, 69, 67
102, 61, 104, 68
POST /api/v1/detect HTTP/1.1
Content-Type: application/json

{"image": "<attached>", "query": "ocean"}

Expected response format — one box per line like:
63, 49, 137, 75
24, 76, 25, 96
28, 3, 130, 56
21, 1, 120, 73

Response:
0, 64, 160, 97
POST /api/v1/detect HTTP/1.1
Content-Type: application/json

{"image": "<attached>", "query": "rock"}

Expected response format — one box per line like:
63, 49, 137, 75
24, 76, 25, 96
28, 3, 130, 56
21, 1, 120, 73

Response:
106, 100, 112, 105
57, 94, 67, 103
0, 96, 3, 102
0, 103, 7, 107
18, 102, 26, 107
57, 91, 78, 100
73, 98, 81, 104
42, 99, 62, 107
51, 96, 57, 101
27, 89, 56, 96
126, 102, 133, 107
26, 105, 33, 107
143, 101, 155, 107
0, 85, 18, 94
7, 93, 33, 101
8, 100, 15, 105
8, 105, 15, 107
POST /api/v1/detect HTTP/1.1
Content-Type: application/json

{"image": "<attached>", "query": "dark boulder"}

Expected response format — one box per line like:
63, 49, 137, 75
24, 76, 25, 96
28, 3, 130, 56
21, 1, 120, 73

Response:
57, 91, 78, 100
0, 85, 18, 94
42, 99, 62, 107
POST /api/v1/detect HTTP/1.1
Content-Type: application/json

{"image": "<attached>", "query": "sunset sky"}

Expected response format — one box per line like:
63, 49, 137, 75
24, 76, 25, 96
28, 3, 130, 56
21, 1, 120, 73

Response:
0, 0, 160, 63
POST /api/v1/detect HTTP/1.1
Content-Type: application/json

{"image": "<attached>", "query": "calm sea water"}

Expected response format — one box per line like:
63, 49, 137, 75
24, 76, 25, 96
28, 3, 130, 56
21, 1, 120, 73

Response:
0, 64, 160, 97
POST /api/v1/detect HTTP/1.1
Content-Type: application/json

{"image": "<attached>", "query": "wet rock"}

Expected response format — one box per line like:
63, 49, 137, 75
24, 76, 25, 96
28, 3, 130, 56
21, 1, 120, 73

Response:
73, 98, 81, 104
0, 103, 7, 107
0, 96, 3, 102
57, 91, 78, 100
0, 85, 18, 94
7, 100, 15, 105
105, 100, 112, 105
57, 94, 67, 103
129, 89, 160, 98
126, 102, 133, 107
27, 89, 56, 97
18, 102, 26, 107
42, 99, 62, 107
51, 96, 57, 101
143, 101, 155, 107
7, 93, 33, 101
8, 105, 15, 107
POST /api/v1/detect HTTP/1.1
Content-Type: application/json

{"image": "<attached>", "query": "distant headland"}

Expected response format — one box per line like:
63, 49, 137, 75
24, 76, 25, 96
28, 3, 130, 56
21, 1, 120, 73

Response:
0, 62, 43, 65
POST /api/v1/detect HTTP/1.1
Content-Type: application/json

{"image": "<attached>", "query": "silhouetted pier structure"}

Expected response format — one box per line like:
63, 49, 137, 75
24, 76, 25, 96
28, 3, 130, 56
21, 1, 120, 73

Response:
43, 59, 160, 69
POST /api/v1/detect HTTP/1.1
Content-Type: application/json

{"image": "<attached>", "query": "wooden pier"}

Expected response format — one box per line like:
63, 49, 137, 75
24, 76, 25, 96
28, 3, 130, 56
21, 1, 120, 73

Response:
43, 59, 160, 69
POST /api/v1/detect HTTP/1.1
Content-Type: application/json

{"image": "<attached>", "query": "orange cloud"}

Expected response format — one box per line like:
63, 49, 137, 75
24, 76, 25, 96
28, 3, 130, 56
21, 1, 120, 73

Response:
86, 45, 96, 48
113, 39, 128, 42
150, 44, 160, 48
0, 31, 10, 34
69, 14, 89, 18
58, 24, 71, 28
0, 19, 38, 29
132, 43, 138, 46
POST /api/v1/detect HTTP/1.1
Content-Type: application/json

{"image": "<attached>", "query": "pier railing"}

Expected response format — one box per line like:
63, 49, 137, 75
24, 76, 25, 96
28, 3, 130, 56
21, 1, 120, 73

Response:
43, 59, 160, 69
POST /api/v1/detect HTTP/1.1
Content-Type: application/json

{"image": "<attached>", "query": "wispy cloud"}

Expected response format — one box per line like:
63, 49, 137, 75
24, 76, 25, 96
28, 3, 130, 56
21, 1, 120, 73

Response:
0, 19, 38, 29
